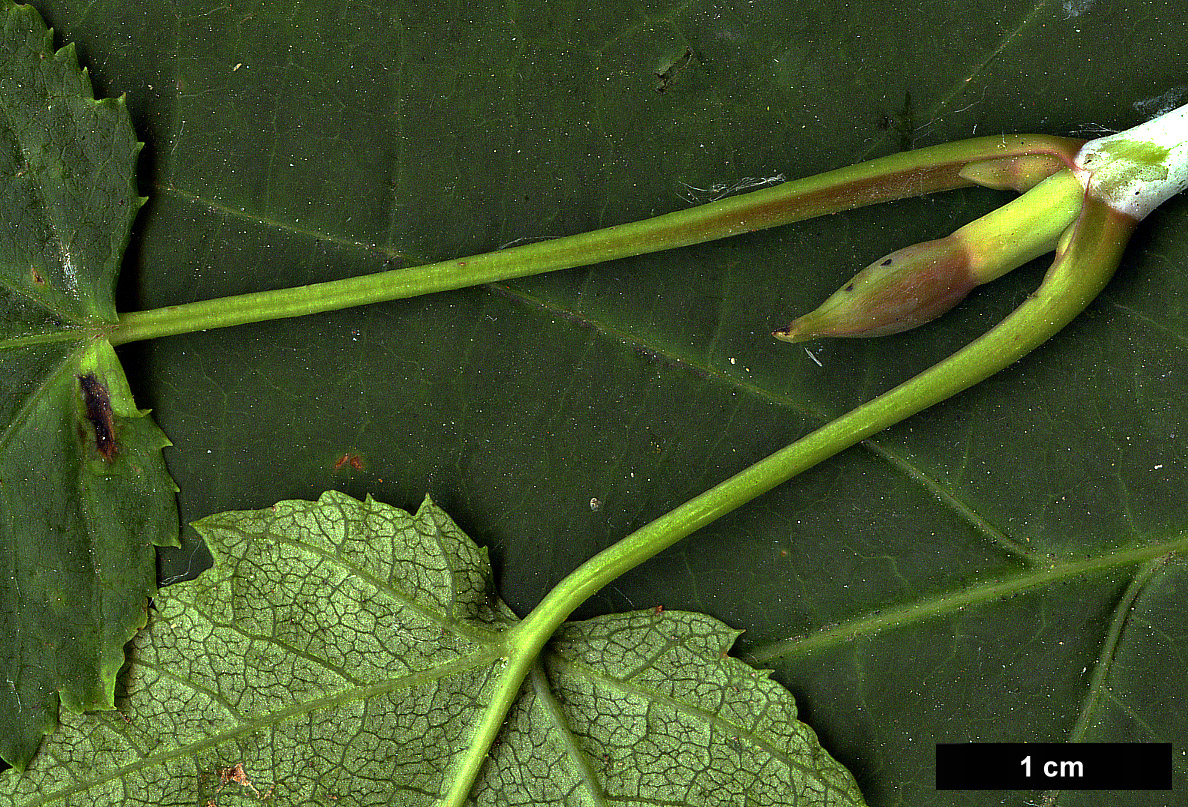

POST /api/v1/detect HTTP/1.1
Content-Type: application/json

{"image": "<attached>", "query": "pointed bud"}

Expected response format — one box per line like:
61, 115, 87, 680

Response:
772, 236, 977, 342
774, 168, 1086, 344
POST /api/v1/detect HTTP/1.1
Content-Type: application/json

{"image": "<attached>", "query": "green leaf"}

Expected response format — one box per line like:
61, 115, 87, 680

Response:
0, 491, 866, 805
0, 1, 176, 768
9, 1, 1188, 803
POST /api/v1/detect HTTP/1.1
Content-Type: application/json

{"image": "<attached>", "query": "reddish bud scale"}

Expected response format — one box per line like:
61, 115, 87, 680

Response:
773, 237, 977, 342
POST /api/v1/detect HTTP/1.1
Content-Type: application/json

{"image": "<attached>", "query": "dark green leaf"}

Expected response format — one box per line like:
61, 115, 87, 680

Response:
0, 492, 866, 805
9, 0, 1188, 803
0, 1, 176, 769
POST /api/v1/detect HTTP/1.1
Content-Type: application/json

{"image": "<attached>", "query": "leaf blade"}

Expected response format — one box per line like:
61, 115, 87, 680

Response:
0, 492, 865, 805
0, 1, 177, 769
22, 1, 1188, 802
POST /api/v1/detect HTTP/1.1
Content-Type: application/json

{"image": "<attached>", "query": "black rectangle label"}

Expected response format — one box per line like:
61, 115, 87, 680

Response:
936, 743, 1172, 790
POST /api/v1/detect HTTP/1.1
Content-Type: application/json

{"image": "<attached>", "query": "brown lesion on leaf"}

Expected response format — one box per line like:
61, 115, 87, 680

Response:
77, 372, 117, 462
29, 266, 44, 285
211, 761, 275, 801
331, 452, 366, 472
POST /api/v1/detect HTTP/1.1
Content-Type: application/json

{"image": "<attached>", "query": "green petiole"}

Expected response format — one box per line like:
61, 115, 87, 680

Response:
109, 134, 1079, 345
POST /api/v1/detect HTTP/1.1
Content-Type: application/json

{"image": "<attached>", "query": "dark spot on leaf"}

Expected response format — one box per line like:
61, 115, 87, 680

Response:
881, 258, 893, 266
30, 267, 44, 284
845, 283, 855, 292
655, 47, 695, 94
332, 452, 366, 472
876, 90, 916, 150
78, 372, 116, 462
633, 345, 662, 363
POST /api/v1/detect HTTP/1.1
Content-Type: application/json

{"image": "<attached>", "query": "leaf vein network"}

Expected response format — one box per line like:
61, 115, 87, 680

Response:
545, 654, 812, 777
19, 648, 504, 807
219, 522, 508, 645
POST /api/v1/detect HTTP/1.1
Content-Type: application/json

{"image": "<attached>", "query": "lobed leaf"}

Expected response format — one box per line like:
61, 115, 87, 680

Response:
0, 1, 177, 768
0, 491, 866, 805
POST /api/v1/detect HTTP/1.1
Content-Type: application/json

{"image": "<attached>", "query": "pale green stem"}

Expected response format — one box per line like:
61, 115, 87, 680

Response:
438, 200, 1135, 806
110, 135, 1080, 346
957, 167, 1083, 282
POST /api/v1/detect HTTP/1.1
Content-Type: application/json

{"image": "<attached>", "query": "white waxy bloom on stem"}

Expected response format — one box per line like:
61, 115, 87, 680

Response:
1075, 102, 1188, 220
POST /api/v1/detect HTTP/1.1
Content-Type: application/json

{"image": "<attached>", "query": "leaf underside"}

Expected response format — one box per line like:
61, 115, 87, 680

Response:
0, 491, 867, 806
0, 1, 177, 769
